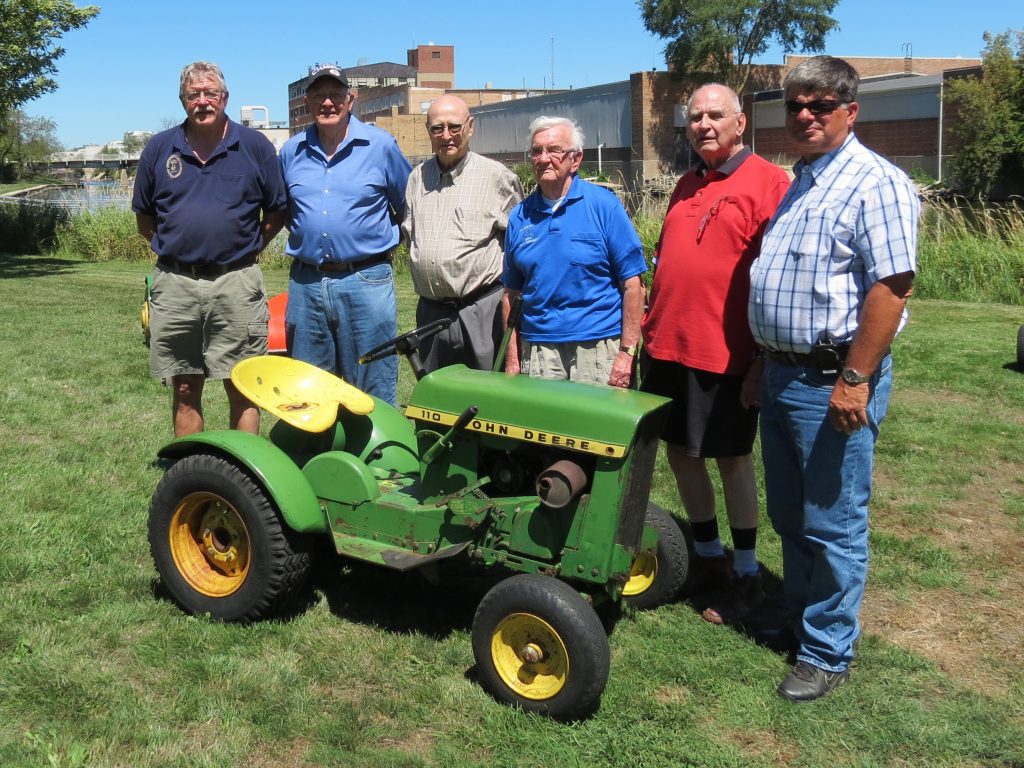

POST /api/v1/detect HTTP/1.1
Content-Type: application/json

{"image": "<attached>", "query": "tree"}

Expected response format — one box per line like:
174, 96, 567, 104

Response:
944, 30, 1024, 198
0, 0, 100, 114
638, 0, 839, 92
0, 109, 62, 180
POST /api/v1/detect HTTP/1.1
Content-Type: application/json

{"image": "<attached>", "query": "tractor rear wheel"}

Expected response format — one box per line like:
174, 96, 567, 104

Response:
148, 452, 310, 622
472, 574, 609, 720
623, 502, 689, 609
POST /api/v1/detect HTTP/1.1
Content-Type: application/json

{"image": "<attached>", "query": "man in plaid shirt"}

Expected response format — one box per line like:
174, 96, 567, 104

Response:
404, 95, 523, 372
748, 56, 920, 702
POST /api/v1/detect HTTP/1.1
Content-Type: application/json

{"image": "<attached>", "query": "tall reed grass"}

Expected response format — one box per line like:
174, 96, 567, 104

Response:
0, 201, 69, 254
915, 197, 1024, 304
27, 187, 1024, 307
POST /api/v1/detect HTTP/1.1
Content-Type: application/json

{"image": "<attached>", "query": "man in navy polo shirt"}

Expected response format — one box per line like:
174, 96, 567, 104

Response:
280, 64, 412, 406
133, 61, 287, 437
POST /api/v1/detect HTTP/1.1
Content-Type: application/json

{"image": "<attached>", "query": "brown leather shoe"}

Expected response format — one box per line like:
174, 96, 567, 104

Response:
683, 554, 732, 597
778, 661, 848, 702
701, 571, 763, 625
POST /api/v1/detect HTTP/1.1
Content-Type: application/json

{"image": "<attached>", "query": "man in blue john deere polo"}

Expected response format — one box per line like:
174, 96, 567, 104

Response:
280, 64, 412, 406
502, 116, 645, 387
133, 61, 287, 437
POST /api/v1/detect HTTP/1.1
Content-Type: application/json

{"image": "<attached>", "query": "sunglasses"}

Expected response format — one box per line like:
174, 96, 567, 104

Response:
784, 99, 848, 117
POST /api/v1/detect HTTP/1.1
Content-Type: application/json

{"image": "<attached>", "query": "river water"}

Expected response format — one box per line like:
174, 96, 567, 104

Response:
22, 181, 133, 213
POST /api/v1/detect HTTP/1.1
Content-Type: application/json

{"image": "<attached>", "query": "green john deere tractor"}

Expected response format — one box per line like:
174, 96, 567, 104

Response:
148, 318, 689, 720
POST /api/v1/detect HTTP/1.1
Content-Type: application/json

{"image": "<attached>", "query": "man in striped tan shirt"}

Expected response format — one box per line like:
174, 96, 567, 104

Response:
403, 95, 523, 372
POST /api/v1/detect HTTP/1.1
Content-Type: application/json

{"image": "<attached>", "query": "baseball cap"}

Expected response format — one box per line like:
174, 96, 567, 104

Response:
307, 64, 349, 89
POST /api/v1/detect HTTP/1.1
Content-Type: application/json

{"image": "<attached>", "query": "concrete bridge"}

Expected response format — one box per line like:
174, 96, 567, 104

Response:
46, 153, 140, 170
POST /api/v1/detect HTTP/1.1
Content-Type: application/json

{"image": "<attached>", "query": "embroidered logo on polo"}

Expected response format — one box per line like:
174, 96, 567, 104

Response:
166, 153, 183, 179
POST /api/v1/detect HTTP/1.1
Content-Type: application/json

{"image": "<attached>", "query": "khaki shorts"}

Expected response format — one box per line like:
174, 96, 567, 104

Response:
149, 263, 268, 383
521, 337, 619, 386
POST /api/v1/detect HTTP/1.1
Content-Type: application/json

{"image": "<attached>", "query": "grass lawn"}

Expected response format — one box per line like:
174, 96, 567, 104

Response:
0, 253, 1022, 767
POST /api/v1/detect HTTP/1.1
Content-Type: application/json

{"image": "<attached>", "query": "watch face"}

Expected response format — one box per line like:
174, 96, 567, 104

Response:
842, 368, 869, 384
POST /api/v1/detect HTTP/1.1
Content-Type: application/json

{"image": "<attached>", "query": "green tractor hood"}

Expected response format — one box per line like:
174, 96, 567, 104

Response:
405, 366, 669, 459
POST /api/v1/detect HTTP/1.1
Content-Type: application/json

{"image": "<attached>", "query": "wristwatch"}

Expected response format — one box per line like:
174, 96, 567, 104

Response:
619, 344, 638, 357
840, 367, 871, 385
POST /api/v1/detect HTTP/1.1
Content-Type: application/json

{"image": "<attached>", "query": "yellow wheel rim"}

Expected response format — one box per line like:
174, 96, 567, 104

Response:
622, 552, 657, 596
490, 613, 569, 701
168, 492, 251, 597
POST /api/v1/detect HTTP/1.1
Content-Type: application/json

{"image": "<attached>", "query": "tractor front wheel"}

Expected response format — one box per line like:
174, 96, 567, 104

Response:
623, 502, 689, 609
148, 452, 311, 622
472, 574, 609, 720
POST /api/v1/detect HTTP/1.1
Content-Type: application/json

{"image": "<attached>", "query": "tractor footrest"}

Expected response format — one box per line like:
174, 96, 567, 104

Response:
382, 541, 471, 571
333, 532, 470, 572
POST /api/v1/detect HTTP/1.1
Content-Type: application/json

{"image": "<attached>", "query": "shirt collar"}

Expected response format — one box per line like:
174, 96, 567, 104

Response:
697, 146, 751, 178
436, 151, 473, 182
793, 133, 857, 182
171, 118, 238, 156
300, 115, 370, 158
526, 173, 585, 213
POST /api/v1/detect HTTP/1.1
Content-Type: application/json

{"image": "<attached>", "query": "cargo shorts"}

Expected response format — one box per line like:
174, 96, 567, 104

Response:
148, 262, 269, 383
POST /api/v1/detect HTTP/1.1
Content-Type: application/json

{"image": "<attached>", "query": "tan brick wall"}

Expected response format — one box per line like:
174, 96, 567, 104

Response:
784, 55, 980, 79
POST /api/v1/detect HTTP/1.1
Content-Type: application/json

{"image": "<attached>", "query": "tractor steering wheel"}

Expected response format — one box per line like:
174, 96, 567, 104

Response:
358, 317, 453, 365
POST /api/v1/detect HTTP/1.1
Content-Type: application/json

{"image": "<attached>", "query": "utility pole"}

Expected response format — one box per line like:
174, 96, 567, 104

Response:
551, 37, 555, 89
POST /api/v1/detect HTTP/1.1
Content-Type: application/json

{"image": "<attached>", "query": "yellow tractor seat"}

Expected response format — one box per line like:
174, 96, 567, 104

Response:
231, 356, 375, 433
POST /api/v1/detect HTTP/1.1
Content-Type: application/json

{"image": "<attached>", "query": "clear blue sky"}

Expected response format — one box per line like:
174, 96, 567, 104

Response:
26, 0, 1022, 149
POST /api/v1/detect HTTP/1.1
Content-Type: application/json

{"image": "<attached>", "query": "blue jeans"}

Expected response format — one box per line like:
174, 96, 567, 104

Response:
759, 355, 893, 672
286, 261, 398, 406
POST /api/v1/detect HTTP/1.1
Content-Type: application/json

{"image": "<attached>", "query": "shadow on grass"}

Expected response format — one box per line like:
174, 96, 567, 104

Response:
0, 252, 81, 279
310, 553, 507, 640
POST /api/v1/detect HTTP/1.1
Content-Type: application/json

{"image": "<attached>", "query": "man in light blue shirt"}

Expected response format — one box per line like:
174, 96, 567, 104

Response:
280, 64, 411, 405
748, 56, 919, 702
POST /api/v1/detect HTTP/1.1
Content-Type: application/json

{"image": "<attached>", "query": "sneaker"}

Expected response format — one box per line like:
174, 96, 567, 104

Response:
778, 661, 849, 702
701, 570, 763, 625
683, 554, 732, 597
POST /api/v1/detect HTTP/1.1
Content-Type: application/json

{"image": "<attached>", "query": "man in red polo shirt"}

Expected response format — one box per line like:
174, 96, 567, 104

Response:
641, 83, 790, 624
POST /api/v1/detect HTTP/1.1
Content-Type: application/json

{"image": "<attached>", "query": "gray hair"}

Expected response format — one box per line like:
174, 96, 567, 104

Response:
783, 56, 859, 103
528, 116, 584, 152
179, 61, 227, 101
686, 83, 741, 113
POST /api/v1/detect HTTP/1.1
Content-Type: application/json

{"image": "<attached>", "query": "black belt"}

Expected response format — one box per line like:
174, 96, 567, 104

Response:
425, 282, 502, 311
764, 344, 851, 373
158, 254, 257, 278
300, 252, 392, 274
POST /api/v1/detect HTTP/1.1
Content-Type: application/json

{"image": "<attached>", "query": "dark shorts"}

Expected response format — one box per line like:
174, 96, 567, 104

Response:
640, 355, 758, 458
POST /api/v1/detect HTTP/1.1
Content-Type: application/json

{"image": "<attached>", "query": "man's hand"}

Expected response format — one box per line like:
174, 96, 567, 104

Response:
607, 351, 634, 388
740, 357, 763, 408
828, 378, 870, 434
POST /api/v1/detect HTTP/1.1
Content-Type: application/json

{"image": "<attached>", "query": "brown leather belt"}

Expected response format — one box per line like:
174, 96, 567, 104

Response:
158, 254, 257, 278
301, 252, 392, 274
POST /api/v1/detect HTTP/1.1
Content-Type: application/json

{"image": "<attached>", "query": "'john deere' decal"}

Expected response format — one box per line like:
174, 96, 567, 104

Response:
405, 406, 625, 458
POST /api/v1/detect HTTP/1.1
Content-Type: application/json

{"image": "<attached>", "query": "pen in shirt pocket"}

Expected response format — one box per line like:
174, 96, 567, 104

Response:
696, 195, 736, 242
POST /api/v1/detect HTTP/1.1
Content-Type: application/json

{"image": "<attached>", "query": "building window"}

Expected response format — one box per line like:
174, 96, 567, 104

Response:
432, 51, 440, 59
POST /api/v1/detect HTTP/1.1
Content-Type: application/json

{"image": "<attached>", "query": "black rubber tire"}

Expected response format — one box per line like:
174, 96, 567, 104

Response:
472, 573, 610, 720
623, 502, 689, 610
148, 452, 311, 622
1017, 325, 1024, 370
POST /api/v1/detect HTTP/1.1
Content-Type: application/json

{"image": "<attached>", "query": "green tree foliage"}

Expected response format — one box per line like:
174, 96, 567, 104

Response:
638, 0, 839, 92
0, 0, 99, 114
944, 30, 1024, 198
0, 109, 62, 180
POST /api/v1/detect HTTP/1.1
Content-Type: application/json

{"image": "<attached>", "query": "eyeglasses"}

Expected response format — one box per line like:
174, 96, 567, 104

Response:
308, 91, 349, 105
784, 99, 847, 117
688, 110, 737, 124
428, 122, 465, 137
184, 89, 224, 103
529, 146, 576, 160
